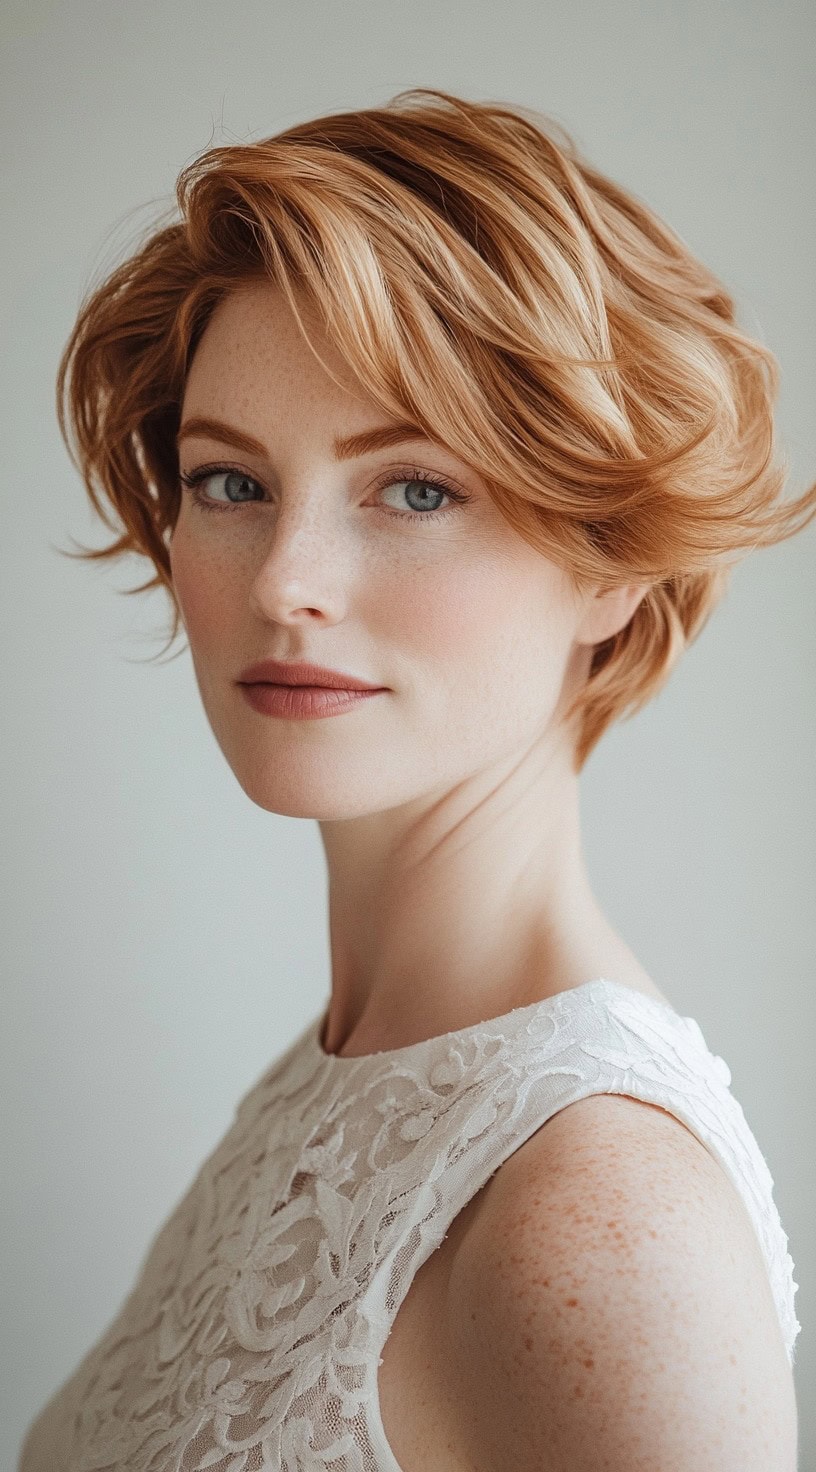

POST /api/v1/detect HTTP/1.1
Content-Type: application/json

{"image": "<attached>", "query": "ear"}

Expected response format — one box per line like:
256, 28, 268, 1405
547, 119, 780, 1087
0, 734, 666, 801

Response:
574, 582, 651, 647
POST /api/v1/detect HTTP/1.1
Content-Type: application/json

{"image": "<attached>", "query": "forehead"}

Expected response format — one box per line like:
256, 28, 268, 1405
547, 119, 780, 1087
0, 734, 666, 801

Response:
179, 283, 458, 478
184, 281, 363, 408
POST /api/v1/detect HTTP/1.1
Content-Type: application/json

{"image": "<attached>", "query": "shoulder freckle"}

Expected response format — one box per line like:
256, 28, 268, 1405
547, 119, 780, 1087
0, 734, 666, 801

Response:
441, 1093, 793, 1470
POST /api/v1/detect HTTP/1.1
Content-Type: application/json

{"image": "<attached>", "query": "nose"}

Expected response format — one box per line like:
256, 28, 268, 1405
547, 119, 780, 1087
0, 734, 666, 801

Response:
246, 502, 351, 628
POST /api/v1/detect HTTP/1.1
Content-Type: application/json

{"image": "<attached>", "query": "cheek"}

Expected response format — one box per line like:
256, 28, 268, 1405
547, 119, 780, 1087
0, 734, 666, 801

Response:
387, 555, 574, 723
168, 531, 236, 654
391, 551, 563, 660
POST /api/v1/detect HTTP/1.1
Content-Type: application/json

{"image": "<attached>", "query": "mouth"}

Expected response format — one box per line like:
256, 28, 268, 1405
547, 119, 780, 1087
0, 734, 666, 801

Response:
238, 680, 386, 720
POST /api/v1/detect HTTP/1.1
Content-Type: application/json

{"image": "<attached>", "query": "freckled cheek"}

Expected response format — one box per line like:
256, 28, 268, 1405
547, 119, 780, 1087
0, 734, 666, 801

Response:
169, 537, 239, 656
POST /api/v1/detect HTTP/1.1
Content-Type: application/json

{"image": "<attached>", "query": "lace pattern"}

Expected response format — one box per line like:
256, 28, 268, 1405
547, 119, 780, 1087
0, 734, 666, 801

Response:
19, 979, 800, 1472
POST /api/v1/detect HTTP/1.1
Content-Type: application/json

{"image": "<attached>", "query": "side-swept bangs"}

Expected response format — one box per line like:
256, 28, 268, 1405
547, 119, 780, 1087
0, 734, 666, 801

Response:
56, 86, 816, 770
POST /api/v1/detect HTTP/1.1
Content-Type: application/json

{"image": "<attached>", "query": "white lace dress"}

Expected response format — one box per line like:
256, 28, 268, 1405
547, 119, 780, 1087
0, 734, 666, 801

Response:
19, 977, 800, 1471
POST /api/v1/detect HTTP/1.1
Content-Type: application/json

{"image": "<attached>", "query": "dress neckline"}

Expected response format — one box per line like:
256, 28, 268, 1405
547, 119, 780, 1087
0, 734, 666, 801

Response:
312, 975, 684, 1067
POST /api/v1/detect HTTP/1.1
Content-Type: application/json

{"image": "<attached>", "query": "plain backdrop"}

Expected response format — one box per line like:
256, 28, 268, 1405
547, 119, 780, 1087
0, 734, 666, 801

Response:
2, 0, 814, 1466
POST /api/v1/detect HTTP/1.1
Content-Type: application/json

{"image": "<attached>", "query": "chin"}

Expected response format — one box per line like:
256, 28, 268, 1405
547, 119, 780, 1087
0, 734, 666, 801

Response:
207, 710, 448, 820
224, 757, 392, 821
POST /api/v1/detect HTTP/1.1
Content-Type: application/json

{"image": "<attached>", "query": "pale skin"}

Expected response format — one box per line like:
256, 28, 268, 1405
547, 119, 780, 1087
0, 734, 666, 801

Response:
170, 279, 660, 1051
168, 280, 798, 1469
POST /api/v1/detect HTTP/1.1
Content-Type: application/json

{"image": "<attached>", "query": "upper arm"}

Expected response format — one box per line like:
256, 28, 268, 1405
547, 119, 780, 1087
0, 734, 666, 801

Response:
444, 1093, 797, 1472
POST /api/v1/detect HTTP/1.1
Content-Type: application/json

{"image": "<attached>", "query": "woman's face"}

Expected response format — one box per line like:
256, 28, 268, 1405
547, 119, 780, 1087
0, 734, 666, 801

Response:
169, 281, 596, 819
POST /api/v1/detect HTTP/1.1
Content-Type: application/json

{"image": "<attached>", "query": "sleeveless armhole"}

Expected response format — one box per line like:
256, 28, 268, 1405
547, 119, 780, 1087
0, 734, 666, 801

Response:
17, 979, 799, 1472
359, 983, 800, 1471
369, 983, 800, 1371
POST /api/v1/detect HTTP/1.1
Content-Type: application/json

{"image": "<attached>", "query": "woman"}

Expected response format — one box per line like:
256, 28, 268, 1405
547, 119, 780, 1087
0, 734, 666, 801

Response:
20, 86, 812, 1471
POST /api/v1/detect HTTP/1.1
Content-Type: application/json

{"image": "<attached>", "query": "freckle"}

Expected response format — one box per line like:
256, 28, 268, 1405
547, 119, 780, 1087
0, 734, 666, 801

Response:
648, 1229, 657, 1238
729, 1354, 736, 1364
606, 1221, 617, 1229
573, 1383, 584, 1397
583, 1358, 594, 1370
524, 1336, 533, 1352
565, 1298, 578, 1307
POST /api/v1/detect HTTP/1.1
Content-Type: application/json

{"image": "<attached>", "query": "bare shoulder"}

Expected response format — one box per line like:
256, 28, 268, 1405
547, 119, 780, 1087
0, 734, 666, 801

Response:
443, 1093, 797, 1472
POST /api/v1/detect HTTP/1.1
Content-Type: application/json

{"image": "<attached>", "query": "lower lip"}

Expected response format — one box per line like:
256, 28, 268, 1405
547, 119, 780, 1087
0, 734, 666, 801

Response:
238, 682, 386, 719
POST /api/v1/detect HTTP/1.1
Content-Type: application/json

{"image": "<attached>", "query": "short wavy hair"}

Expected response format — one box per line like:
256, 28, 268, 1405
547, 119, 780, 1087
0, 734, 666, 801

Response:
56, 86, 816, 772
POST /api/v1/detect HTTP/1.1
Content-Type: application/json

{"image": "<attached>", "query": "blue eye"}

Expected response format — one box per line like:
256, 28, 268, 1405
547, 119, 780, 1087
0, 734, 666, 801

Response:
374, 473, 471, 522
178, 463, 474, 523
179, 468, 262, 509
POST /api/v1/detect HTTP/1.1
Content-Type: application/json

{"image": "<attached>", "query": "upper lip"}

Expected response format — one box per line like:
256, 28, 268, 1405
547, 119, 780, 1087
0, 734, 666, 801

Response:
237, 659, 386, 690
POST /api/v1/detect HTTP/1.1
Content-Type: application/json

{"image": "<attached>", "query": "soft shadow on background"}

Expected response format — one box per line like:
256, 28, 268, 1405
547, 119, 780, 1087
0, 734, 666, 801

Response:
1, 0, 814, 1465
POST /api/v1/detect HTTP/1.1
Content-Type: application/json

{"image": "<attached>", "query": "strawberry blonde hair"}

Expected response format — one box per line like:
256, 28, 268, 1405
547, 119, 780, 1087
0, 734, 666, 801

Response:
56, 86, 816, 772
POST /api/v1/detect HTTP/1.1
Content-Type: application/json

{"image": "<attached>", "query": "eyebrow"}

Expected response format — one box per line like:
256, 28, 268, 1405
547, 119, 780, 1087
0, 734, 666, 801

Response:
175, 414, 434, 462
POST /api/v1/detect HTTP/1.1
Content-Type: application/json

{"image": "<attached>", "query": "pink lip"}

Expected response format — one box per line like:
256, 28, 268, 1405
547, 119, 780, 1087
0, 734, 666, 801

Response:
237, 659, 385, 691
239, 682, 385, 720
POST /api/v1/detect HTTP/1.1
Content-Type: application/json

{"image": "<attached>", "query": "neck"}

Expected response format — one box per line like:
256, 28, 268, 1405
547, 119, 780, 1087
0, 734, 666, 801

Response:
318, 737, 633, 1058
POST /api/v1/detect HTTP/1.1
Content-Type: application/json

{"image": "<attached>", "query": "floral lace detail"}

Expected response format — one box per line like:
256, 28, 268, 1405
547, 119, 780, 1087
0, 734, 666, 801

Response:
19, 979, 800, 1472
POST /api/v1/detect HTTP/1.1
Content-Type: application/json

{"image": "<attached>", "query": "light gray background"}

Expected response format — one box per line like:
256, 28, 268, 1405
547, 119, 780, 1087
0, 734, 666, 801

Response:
2, 0, 814, 1466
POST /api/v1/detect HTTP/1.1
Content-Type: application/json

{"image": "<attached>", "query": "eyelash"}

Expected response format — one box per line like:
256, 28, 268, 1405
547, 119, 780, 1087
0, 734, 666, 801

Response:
177, 462, 472, 524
